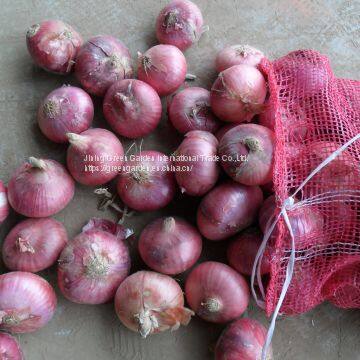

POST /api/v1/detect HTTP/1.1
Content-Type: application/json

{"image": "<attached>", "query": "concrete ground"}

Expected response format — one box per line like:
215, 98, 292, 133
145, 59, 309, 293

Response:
0, 0, 359, 359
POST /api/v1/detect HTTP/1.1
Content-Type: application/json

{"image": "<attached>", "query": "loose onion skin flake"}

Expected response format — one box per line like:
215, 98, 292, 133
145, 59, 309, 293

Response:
8, 157, 75, 218
138, 216, 202, 275
0, 181, 9, 224
0, 332, 24, 360
197, 180, 263, 241
103, 79, 162, 139
26, 20, 83, 74
210, 64, 267, 123
75, 35, 133, 97
137, 44, 187, 96
114, 271, 194, 337
2, 218, 68, 273
38, 85, 94, 143
185, 261, 249, 323
0, 272, 57, 333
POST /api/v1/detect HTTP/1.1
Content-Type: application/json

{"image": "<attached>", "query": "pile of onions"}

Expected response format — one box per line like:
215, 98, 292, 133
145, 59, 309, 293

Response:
115, 271, 194, 337
215, 318, 273, 360
210, 64, 267, 123
185, 261, 249, 323
137, 44, 187, 96
0, 181, 9, 224
103, 79, 162, 139
58, 219, 131, 304
168, 87, 221, 134
0, 332, 24, 359
66, 128, 124, 186
37, 85, 94, 143
2, 218, 68, 273
156, 0, 205, 51
138, 216, 202, 275
117, 150, 176, 211
75, 35, 133, 96
26, 20, 83, 74
8, 157, 75, 218
0, 272, 57, 333
219, 124, 275, 186
197, 180, 263, 240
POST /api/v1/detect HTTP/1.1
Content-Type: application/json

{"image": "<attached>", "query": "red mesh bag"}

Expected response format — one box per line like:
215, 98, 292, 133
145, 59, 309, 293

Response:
259, 50, 360, 316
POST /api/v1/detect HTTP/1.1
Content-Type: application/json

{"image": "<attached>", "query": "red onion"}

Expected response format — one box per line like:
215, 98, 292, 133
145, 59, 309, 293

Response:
75, 35, 133, 96
3, 218, 68, 273
103, 79, 162, 139
258, 100, 275, 130
138, 216, 202, 275
185, 261, 249, 323
215, 318, 273, 360
37, 85, 94, 143
219, 124, 275, 186
215, 123, 238, 142
168, 87, 221, 134
26, 20, 82, 74
0, 181, 9, 224
296, 62, 327, 97
174, 130, 220, 196
197, 180, 263, 241
137, 45, 187, 96
8, 157, 75, 218
58, 219, 131, 304
66, 128, 124, 186
115, 271, 194, 337
156, 0, 205, 51
210, 64, 267, 123
0, 272, 57, 333
0, 332, 24, 359
117, 150, 176, 211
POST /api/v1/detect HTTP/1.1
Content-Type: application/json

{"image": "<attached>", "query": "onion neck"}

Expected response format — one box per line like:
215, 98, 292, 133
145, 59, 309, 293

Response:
244, 137, 263, 152
201, 298, 222, 313
28, 157, 46, 170
16, 237, 35, 254
163, 217, 176, 232
134, 309, 159, 338
67, 132, 88, 147
43, 99, 59, 118
26, 23, 40, 37
131, 169, 150, 183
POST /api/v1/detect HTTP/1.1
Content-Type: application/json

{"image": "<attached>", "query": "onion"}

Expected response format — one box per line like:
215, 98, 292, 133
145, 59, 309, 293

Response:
137, 44, 187, 96
26, 20, 82, 74
0, 181, 9, 224
215, 45, 264, 72
3, 218, 68, 273
58, 219, 131, 304
37, 85, 94, 143
215, 318, 273, 360
156, 0, 205, 51
219, 124, 275, 186
168, 87, 221, 134
138, 216, 202, 275
8, 157, 75, 218
0, 272, 57, 333
197, 180, 263, 241
215, 123, 238, 142
174, 130, 220, 196
185, 261, 249, 323
66, 128, 124, 186
258, 100, 275, 130
103, 79, 162, 139
0, 332, 24, 359
296, 62, 328, 97
210, 64, 267, 123
114, 271, 194, 337
117, 150, 176, 211
75, 35, 133, 96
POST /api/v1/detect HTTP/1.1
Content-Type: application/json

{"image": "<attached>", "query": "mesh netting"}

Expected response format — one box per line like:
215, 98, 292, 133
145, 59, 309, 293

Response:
260, 50, 360, 316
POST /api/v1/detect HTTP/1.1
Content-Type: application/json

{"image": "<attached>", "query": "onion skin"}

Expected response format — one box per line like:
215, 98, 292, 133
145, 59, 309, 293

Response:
137, 45, 187, 96
168, 87, 221, 134
219, 124, 275, 186
0, 272, 57, 333
3, 218, 68, 273
115, 271, 194, 337
138, 216, 202, 275
37, 86, 94, 143
197, 180, 263, 241
103, 79, 162, 139
117, 150, 176, 211
215, 318, 273, 360
215, 123, 238, 142
8, 158, 75, 218
0, 181, 9, 224
210, 64, 267, 123
26, 20, 83, 74
174, 130, 220, 196
156, 0, 205, 51
0, 332, 24, 360
185, 261, 249, 323
66, 128, 124, 186
75, 35, 133, 97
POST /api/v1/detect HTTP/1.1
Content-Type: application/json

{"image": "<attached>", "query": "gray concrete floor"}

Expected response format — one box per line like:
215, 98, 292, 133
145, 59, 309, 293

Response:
0, 0, 359, 359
